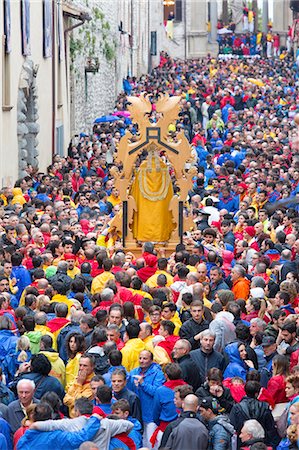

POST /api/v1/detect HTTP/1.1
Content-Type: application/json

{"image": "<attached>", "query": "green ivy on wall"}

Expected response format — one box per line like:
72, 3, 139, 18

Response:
69, 5, 116, 64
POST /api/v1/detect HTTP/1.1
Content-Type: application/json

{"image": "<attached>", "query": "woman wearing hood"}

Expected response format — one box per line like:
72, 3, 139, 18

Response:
224, 341, 254, 381
209, 309, 236, 353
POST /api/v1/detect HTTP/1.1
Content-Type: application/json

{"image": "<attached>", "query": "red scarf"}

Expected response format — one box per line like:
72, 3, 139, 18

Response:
47, 318, 69, 333
113, 433, 136, 450
157, 335, 180, 358
150, 421, 169, 448
163, 379, 187, 389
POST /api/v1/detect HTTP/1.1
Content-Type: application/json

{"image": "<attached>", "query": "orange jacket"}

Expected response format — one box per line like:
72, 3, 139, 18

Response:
232, 277, 250, 300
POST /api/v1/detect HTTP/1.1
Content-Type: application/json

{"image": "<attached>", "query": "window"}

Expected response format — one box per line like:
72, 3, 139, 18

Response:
2, 36, 12, 111
163, 0, 182, 22
175, 0, 182, 21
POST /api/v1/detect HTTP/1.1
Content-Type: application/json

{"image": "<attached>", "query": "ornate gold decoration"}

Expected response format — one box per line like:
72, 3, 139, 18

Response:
112, 93, 195, 246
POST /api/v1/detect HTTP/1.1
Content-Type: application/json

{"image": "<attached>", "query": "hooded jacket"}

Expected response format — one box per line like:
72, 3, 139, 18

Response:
232, 277, 250, 300
0, 330, 18, 365
121, 338, 145, 372
208, 415, 235, 450
129, 362, 165, 423
40, 350, 66, 387
11, 265, 31, 301
209, 311, 236, 353
223, 342, 249, 380
24, 331, 42, 354
11, 188, 26, 205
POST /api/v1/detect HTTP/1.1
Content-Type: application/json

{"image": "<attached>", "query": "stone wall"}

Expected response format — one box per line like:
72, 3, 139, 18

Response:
69, 0, 119, 135
70, 0, 164, 136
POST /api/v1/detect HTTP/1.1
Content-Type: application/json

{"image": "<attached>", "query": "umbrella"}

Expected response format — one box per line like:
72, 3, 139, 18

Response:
218, 28, 233, 35
112, 111, 131, 118
94, 115, 119, 123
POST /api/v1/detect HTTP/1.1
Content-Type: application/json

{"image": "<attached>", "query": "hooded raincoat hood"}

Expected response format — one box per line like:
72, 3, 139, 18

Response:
223, 342, 247, 380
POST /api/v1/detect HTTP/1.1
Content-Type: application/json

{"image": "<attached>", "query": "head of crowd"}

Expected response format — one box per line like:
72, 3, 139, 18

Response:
0, 52, 299, 449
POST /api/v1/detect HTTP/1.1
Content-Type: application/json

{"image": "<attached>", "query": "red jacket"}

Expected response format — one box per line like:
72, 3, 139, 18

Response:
261, 375, 287, 408
71, 175, 84, 192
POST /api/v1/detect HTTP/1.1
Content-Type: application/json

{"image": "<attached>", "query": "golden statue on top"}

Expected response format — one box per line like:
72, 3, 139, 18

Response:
111, 93, 194, 247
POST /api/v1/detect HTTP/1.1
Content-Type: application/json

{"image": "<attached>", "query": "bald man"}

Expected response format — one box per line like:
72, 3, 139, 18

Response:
172, 339, 202, 391
160, 394, 208, 449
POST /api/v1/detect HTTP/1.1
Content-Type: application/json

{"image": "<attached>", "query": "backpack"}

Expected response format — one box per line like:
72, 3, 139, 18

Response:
0, 382, 15, 406
217, 420, 238, 450
87, 347, 110, 375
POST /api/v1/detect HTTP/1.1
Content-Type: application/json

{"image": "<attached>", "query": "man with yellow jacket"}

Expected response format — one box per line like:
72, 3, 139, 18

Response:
121, 320, 145, 371
145, 258, 174, 288
161, 302, 182, 336
91, 259, 115, 295
64, 354, 95, 417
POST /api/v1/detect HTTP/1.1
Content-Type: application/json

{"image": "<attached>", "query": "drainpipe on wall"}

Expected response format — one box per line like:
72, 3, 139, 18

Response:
131, 0, 134, 76
54, 9, 91, 158
51, 0, 56, 160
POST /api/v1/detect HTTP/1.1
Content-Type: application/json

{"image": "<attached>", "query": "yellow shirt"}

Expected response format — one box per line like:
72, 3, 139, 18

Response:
65, 353, 82, 389
50, 294, 75, 316
121, 338, 145, 371
170, 312, 182, 336
186, 265, 197, 273
91, 271, 115, 295
143, 335, 154, 353
146, 270, 174, 288
107, 195, 121, 207
35, 325, 56, 350
128, 288, 153, 300
153, 346, 171, 366
64, 372, 94, 417
203, 297, 212, 309
67, 267, 81, 279
40, 350, 66, 387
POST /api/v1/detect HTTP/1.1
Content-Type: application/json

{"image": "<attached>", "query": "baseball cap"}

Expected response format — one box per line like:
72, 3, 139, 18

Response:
200, 397, 220, 414
261, 336, 276, 347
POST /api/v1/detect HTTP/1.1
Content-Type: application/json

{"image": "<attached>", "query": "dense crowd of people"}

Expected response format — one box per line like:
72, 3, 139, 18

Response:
0, 52, 298, 449
217, 31, 290, 58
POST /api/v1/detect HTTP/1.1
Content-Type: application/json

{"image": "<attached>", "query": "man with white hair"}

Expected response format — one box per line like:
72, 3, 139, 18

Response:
189, 329, 226, 380
240, 419, 266, 447
7, 379, 39, 433
250, 317, 266, 337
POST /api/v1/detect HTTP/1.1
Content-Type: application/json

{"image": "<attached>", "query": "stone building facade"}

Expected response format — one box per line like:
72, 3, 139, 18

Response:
0, 0, 87, 184
69, 0, 164, 135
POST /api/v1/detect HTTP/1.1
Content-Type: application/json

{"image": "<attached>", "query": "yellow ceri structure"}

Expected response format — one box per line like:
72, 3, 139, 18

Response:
110, 93, 195, 249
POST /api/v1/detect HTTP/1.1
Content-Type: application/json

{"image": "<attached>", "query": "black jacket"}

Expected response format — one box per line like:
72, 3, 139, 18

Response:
195, 382, 234, 413
49, 271, 72, 291
114, 387, 142, 427
229, 397, 280, 448
179, 318, 209, 350
190, 348, 226, 380
177, 354, 202, 391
